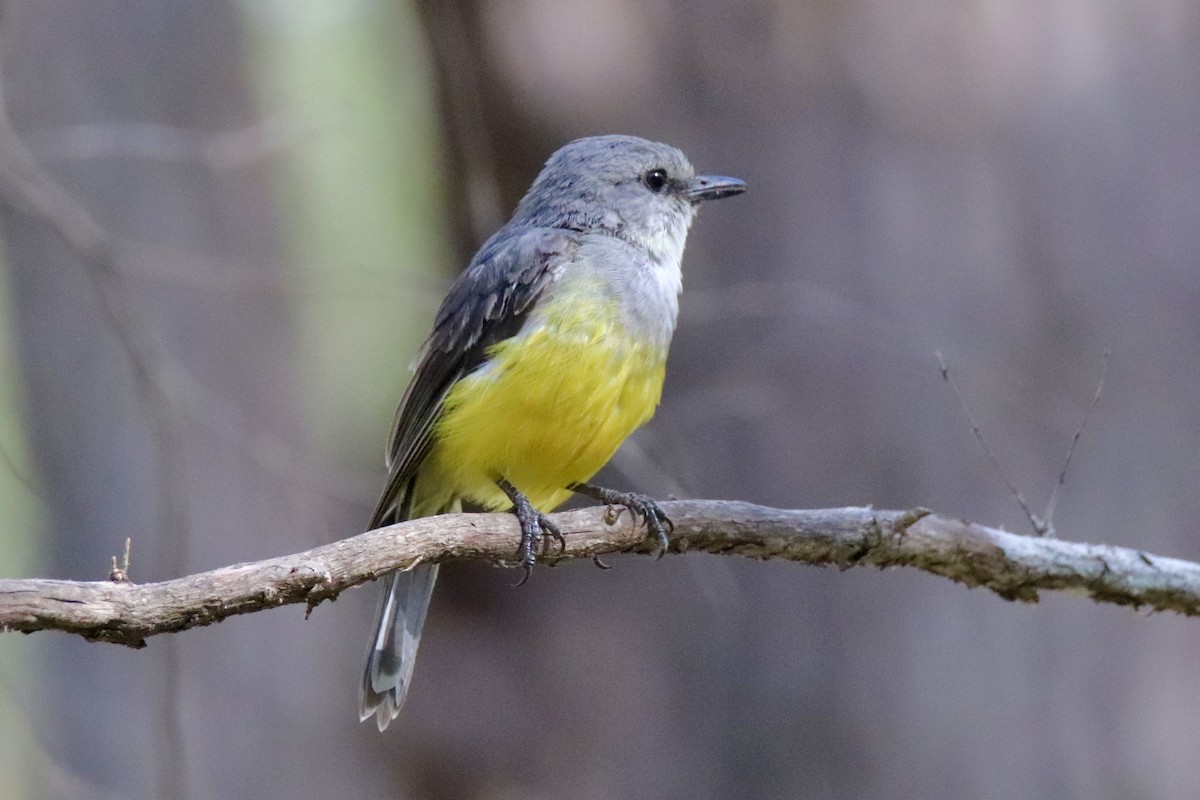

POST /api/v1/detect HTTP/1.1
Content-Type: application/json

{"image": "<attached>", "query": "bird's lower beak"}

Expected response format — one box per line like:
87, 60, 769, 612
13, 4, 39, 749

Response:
687, 174, 748, 202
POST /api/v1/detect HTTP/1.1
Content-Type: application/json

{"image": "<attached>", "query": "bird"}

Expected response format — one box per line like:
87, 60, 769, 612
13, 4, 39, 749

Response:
359, 134, 746, 730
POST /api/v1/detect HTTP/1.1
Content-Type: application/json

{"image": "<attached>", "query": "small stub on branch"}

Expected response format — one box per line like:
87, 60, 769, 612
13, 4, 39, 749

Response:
108, 537, 133, 584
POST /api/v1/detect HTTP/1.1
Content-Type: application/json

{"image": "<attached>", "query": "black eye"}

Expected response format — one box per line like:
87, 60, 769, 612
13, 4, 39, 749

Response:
643, 168, 669, 193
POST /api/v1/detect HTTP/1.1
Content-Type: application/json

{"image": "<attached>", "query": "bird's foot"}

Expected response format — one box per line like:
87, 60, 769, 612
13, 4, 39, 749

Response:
497, 478, 564, 586
569, 482, 673, 559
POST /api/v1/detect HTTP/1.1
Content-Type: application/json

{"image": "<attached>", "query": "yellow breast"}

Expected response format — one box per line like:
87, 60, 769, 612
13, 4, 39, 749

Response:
421, 288, 666, 512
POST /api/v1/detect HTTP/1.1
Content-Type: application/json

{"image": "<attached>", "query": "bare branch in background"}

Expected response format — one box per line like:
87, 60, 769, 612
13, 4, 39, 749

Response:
3, 501, 1199, 648
0, 84, 377, 510
25, 115, 311, 170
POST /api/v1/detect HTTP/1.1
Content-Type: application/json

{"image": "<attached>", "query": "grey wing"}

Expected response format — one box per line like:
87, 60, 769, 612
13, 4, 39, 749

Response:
359, 227, 578, 730
366, 226, 580, 530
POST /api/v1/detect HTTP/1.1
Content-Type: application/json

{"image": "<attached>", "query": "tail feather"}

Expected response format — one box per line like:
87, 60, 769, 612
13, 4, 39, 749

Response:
358, 562, 440, 731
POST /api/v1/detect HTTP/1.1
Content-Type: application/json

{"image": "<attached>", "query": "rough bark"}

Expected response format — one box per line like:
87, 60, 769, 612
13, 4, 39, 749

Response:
3, 502, 1196, 648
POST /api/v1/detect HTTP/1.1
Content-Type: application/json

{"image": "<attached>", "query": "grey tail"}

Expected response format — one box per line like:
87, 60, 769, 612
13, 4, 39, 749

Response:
358, 562, 440, 731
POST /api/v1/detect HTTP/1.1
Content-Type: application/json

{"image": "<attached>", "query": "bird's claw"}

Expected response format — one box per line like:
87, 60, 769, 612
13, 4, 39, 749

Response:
570, 483, 673, 559
629, 497, 672, 559
499, 478, 563, 586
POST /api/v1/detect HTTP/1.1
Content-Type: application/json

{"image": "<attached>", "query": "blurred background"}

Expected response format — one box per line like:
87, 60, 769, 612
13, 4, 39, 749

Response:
0, 1, 1199, 798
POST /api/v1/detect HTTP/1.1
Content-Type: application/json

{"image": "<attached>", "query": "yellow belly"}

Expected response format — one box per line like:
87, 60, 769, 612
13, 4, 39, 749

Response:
418, 294, 666, 513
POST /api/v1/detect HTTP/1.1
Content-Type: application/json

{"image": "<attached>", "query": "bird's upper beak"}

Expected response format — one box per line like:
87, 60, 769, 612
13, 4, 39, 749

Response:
686, 174, 748, 202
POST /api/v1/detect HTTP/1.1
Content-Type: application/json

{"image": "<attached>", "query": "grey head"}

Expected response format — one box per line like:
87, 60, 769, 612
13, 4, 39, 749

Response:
510, 135, 746, 261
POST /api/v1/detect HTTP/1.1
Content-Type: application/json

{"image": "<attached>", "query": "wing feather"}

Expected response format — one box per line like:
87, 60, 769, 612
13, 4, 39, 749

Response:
367, 227, 579, 528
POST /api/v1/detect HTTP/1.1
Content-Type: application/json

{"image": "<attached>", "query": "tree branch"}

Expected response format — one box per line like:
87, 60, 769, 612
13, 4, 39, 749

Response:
3, 501, 1198, 647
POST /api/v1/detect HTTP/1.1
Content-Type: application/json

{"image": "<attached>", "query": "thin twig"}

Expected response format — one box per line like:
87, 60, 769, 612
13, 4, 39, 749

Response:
936, 351, 1049, 535
1043, 348, 1110, 530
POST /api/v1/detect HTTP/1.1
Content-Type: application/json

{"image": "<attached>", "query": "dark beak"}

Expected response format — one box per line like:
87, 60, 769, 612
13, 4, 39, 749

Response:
687, 174, 748, 202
